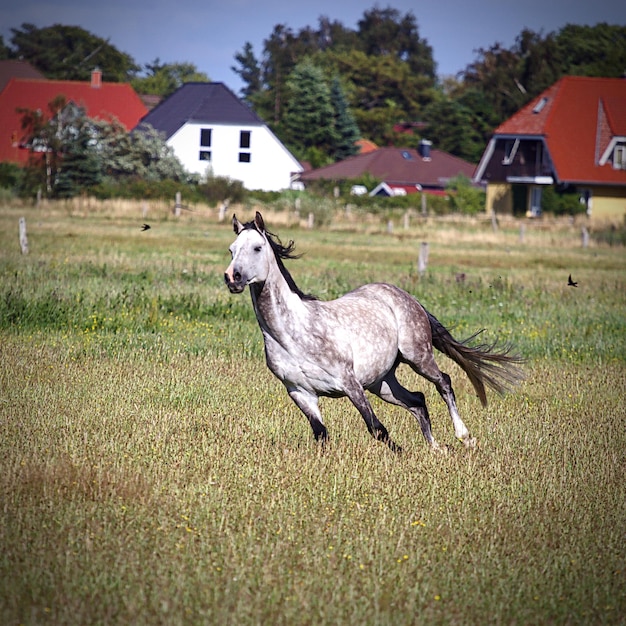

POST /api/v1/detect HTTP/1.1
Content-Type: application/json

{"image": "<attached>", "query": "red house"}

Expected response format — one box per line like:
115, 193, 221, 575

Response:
0, 69, 147, 165
473, 76, 626, 221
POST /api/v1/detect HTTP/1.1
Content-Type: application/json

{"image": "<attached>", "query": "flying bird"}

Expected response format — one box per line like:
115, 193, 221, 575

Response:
140, 224, 151, 231
568, 274, 578, 287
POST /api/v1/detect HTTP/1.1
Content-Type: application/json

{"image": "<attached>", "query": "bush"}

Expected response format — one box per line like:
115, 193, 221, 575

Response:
541, 186, 587, 216
0, 163, 23, 192
446, 175, 485, 215
198, 177, 246, 206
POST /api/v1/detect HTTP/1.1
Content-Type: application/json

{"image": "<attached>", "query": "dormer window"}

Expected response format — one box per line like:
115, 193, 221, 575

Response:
502, 138, 520, 165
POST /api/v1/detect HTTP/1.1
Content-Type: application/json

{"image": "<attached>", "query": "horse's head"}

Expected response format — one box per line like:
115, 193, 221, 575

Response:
224, 212, 271, 293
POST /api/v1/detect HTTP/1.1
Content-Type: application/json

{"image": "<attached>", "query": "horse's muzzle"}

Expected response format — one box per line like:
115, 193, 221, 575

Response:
224, 272, 245, 293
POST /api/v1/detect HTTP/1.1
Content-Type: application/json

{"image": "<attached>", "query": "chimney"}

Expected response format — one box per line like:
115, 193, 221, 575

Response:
91, 67, 102, 88
418, 139, 432, 161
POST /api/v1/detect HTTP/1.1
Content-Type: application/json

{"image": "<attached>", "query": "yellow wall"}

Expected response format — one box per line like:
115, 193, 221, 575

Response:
485, 183, 512, 214
484, 183, 626, 222
590, 187, 626, 221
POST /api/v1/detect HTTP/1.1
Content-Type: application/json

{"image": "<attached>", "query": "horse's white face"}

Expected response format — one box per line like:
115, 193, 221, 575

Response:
224, 222, 271, 294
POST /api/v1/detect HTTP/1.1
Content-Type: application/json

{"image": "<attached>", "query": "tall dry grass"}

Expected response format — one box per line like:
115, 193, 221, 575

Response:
1, 201, 624, 624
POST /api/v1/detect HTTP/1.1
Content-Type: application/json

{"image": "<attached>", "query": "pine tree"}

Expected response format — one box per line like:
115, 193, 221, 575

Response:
330, 76, 360, 161
54, 116, 101, 198
282, 60, 338, 164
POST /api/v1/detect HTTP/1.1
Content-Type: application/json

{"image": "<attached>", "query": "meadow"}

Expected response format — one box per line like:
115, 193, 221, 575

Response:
1, 201, 625, 625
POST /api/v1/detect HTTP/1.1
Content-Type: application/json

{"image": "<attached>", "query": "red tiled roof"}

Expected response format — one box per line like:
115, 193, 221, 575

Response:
298, 146, 476, 189
355, 138, 378, 154
0, 77, 148, 164
494, 76, 626, 185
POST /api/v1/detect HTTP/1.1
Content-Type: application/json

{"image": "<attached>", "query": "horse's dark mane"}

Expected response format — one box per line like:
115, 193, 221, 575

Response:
242, 220, 318, 301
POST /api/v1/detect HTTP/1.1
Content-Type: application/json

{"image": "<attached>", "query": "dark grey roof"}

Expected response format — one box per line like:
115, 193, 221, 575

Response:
136, 82, 264, 138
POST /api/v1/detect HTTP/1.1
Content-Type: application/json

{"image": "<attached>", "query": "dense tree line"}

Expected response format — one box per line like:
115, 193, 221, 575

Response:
2, 12, 625, 178
232, 12, 626, 163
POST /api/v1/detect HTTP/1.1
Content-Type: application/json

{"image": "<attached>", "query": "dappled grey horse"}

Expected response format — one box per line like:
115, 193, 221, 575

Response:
224, 212, 523, 452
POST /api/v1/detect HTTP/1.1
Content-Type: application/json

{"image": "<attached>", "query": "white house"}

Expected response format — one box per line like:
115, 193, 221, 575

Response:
136, 82, 302, 191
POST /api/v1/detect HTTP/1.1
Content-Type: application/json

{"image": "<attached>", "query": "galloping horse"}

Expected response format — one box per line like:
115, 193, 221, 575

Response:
224, 212, 523, 452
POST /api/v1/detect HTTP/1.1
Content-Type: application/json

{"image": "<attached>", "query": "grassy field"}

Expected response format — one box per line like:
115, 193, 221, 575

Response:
1, 202, 625, 625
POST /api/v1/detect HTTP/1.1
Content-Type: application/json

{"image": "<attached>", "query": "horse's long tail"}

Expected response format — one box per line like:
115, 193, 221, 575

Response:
427, 311, 525, 407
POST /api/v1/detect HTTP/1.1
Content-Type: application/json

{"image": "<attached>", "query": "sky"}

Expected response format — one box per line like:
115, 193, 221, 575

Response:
1, 0, 624, 94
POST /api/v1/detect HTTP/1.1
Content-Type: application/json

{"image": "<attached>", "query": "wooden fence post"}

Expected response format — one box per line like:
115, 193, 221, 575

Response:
418, 242, 429, 277
19, 217, 29, 254
173, 191, 181, 217
581, 226, 589, 248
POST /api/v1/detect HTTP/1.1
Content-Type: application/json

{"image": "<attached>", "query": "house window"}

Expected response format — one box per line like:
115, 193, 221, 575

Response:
239, 131, 251, 149
502, 139, 520, 165
238, 152, 251, 163
200, 128, 212, 147
199, 151, 212, 161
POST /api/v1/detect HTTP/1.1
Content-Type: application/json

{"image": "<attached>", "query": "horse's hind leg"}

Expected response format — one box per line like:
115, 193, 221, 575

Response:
369, 372, 443, 451
403, 351, 476, 448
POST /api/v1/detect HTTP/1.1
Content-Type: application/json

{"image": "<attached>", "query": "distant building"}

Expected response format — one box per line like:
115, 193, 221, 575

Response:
298, 141, 477, 195
0, 69, 147, 165
0, 60, 45, 92
136, 82, 303, 192
473, 76, 626, 221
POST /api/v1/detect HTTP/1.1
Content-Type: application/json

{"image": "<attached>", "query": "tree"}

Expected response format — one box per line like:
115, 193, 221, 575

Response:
282, 60, 338, 166
0, 35, 11, 59
132, 59, 210, 97
421, 97, 484, 163
357, 7, 435, 77
93, 120, 188, 183
129, 124, 189, 182
18, 99, 189, 197
18, 95, 68, 194
330, 76, 360, 160
556, 23, 626, 78
54, 112, 102, 198
320, 48, 435, 145
231, 42, 262, 101
9, 23, 139, 81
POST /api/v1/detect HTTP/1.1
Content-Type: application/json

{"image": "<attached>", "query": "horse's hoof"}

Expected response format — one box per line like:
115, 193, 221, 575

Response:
429, 441, 449, 455
461, 436, 478, 449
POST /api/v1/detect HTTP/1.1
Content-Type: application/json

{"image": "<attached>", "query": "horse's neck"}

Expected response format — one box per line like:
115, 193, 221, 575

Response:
250, 264, 308, 341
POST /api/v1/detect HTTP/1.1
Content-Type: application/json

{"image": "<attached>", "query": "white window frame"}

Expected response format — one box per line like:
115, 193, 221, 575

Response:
502, 138, 520, 165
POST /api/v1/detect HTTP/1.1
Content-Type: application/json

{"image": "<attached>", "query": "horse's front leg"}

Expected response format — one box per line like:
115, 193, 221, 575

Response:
287, 388, 328, 443
344, 380, 401, 453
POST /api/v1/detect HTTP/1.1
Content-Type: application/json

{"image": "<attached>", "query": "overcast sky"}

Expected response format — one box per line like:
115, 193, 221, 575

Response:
2, 0, 624, 94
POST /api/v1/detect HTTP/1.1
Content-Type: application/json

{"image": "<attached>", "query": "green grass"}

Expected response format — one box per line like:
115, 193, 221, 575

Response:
1, 203, 625, 625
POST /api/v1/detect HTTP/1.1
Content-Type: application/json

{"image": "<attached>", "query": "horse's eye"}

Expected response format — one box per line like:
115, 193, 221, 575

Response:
254, 246, 262, 253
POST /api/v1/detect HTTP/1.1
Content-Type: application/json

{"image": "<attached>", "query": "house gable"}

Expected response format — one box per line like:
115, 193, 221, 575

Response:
138, 82, 302, 192
137, 82, 265, 139
475, 76, 626, 187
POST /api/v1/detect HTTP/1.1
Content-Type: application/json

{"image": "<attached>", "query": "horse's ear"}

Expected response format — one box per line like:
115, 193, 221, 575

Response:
254, 211, 265, 234
232, 214, 244, 234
